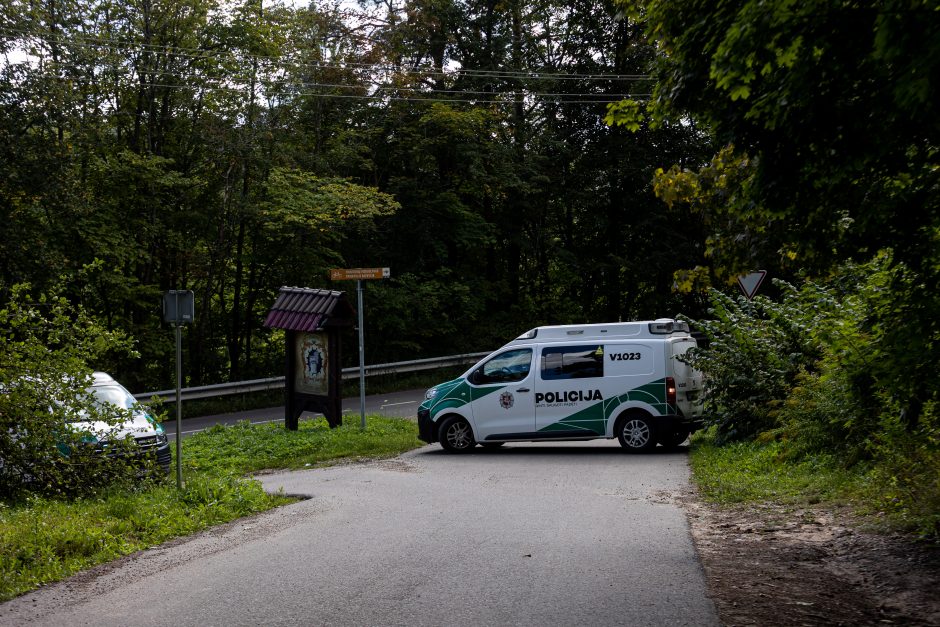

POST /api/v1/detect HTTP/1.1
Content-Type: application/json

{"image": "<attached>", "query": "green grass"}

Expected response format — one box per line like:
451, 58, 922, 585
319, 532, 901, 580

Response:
688, 429, 857, 506
0, 415, 424, 602
182, 415, 423, 475
689, 429, 940, 539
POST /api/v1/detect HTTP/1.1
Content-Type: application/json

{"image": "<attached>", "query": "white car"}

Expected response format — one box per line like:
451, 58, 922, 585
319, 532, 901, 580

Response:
83, 372, 171, 472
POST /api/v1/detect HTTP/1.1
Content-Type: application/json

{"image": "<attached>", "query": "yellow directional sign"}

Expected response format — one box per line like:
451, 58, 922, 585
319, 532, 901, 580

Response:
330, 267, 391, 281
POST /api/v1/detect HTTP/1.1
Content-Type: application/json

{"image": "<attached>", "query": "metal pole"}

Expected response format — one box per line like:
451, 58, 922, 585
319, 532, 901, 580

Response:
358, 279, 366, 429
175, 323, 183, 489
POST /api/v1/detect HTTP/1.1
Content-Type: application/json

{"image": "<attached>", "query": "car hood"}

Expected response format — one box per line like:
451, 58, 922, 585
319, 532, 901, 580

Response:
72, 411, 159, 441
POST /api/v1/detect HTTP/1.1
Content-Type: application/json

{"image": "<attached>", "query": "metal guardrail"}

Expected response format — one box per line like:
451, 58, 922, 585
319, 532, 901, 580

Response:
135, 352, 489, 403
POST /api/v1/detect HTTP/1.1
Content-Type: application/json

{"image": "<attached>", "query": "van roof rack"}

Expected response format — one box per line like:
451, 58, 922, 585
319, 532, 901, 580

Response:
515, 319, 690, 342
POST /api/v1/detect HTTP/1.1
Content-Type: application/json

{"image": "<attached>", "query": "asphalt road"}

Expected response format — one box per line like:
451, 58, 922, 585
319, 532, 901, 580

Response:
160, 388, 425, 439
0, 441, 718, 626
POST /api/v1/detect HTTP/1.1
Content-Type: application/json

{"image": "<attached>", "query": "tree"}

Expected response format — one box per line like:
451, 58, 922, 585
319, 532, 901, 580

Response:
620, 0, 939, 277
622, 0, 940, 427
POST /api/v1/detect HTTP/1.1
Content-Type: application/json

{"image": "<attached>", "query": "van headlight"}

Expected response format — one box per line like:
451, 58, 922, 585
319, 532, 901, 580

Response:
425, 388, 438, 401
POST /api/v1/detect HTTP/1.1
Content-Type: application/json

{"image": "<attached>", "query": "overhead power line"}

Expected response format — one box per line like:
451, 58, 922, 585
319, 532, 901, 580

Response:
17, 56, 646, 100
33, 72, 642, 104
0, 27, 652, 83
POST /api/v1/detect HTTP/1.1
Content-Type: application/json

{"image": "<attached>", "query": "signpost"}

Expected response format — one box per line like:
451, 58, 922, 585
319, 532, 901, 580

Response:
163, 290, 194, 489
329, 268, 390, 428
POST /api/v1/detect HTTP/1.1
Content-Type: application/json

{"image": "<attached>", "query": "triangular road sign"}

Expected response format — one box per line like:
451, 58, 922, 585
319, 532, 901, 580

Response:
737, 271, 767, 300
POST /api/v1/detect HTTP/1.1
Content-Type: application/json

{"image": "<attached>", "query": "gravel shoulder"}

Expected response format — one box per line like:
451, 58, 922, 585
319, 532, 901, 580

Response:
683, 495, 940, 626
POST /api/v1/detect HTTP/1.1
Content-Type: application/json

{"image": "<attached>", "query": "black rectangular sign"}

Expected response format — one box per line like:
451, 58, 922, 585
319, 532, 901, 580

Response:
163, 290, 195, 324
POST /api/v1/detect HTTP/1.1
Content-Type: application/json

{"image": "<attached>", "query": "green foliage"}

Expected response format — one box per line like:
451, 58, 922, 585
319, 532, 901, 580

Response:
683, 284, 820, 442
690, 421, 940, 539
688, 256, 940, 536
689, 430, 854, 505
604, 99, 644, 132
860, 402, 940, 538
687, 254, 930, 449
628, 0, 940, 374
653, 146, 772, 285
0, 282, 146, 500
0, 0, 713, 391
259, 168, 399, 233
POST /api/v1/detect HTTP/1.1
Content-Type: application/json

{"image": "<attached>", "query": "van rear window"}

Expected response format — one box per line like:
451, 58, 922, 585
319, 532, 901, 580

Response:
540, 345, 604, 380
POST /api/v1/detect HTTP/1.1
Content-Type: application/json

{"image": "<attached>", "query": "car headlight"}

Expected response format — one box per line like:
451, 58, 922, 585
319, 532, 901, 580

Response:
425, 388, 438, 401
154, 424, 168, 445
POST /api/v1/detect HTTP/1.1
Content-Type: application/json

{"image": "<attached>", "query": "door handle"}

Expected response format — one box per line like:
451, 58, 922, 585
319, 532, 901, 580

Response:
517, 388, 531, 393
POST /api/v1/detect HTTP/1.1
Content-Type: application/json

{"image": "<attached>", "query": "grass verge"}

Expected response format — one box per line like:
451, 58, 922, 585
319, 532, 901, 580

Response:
183, 415, 424, 475
688, 430, 857, 506
0, 415, 424, 602
688, 429, 940, 539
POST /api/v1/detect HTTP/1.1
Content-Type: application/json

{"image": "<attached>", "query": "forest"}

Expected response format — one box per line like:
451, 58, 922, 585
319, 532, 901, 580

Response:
2, 0, 938, 530
0, 0, 720, 392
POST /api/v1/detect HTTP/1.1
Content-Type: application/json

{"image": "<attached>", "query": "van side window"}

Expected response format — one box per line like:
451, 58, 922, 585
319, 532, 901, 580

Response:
540, 345, 604, 380
471, 349, 532, 385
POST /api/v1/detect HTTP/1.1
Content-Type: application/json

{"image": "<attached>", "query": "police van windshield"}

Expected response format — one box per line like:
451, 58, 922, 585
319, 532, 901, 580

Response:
473, 349, 532, 384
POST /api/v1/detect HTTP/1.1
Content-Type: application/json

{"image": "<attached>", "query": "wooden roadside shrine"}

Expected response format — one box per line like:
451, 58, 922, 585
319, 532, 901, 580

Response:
263, 287, 355, 430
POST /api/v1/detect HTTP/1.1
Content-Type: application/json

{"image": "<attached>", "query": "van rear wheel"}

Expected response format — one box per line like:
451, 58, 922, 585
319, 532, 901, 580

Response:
616, 413, 657, 453
439, 416, 475, 453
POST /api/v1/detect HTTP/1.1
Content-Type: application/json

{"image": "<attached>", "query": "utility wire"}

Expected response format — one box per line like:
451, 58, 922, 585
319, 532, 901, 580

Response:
23, 58, 644, 99
32, 71, 640, 103
1, 27, 652, 82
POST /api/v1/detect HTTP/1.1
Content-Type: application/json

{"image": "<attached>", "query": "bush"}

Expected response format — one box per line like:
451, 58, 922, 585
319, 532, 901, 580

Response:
686, 254, 940, 536
0, 282, 142, 501
682, 285, 821, 442
685, 254, 917, 450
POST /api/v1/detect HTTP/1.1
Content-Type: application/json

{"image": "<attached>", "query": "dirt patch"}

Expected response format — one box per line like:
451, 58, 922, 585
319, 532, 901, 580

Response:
683, 497, 940, 626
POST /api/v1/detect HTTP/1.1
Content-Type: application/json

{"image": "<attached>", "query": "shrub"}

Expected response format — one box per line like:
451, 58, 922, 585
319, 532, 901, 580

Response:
0, 282, 142, 501
682, 285, 821, 442
684, 254, 940, 535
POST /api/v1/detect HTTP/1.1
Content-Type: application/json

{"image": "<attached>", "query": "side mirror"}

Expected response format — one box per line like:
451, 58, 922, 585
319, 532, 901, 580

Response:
468, 368, 482, 385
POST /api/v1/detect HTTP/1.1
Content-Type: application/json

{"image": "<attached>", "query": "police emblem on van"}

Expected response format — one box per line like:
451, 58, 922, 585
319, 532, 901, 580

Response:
499, 392, 514, 409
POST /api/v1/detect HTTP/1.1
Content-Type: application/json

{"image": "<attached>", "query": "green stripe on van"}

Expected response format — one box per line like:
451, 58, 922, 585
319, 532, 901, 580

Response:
603, 378, 670, 420
427, 381, 505, 420
538, 401, 606, 435
538, 378, 670, 435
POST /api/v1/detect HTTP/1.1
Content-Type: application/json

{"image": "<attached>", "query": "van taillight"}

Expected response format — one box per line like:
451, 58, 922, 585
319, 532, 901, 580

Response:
666, 377, 677, 405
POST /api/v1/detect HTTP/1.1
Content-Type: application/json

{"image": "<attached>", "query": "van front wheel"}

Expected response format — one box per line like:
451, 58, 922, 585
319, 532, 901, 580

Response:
439, 416, 475, 453
616, 413, 657, 453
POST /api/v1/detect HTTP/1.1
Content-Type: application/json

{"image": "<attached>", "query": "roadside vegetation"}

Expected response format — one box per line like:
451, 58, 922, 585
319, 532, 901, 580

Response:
601, 0, 939, 542
682, 258, 939, 538
0, 416, 423, 602
689, 425, 940, 542
0, 276, 423, 602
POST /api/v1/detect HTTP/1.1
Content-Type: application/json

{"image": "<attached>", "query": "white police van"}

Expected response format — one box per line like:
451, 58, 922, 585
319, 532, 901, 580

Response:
417, 319, 704, 453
